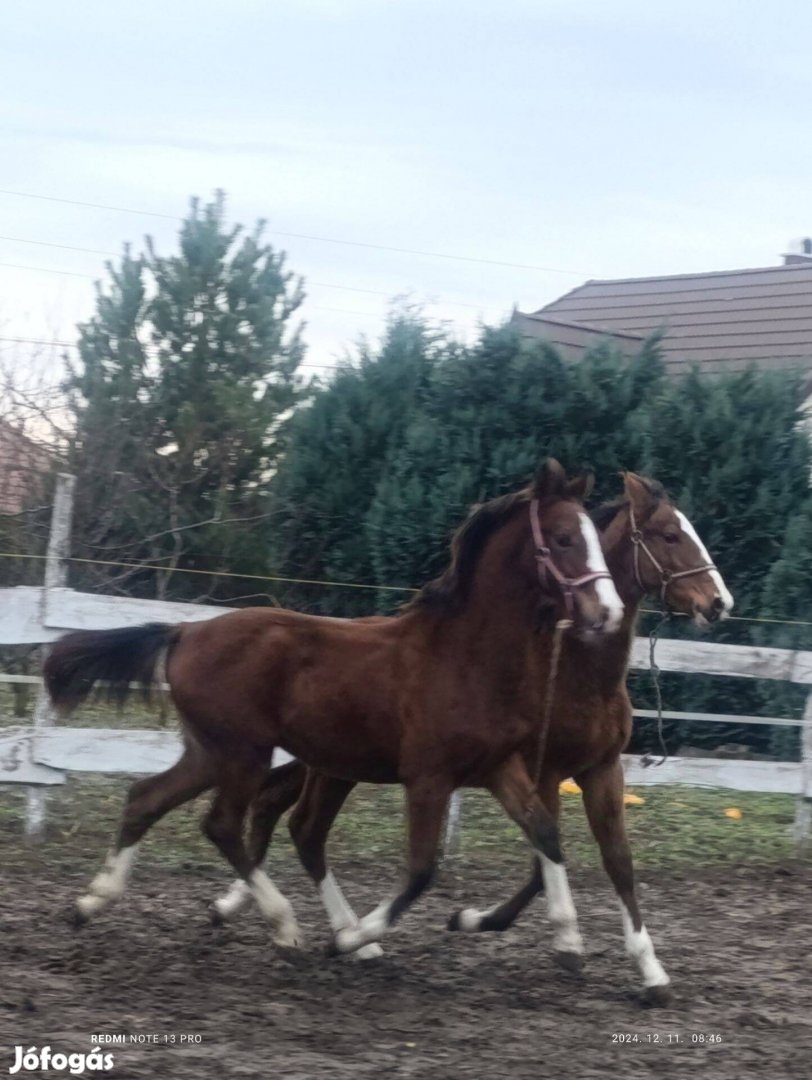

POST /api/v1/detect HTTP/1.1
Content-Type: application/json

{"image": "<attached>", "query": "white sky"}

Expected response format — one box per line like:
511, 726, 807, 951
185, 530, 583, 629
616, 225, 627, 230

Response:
2, 0, 811, 378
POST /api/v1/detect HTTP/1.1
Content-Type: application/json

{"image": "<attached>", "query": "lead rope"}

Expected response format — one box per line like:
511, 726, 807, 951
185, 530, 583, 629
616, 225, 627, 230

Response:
528, 618, 573, 814
641, 610, 671, 767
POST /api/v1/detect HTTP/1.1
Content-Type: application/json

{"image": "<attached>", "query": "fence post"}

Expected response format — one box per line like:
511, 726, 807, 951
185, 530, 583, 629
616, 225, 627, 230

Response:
25, 473, 76, 837
444, 790, 462, 858
794, 690, 812, 851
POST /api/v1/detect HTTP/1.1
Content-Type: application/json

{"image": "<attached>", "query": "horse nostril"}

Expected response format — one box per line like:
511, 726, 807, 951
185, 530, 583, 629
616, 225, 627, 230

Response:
711, 596, 724, 612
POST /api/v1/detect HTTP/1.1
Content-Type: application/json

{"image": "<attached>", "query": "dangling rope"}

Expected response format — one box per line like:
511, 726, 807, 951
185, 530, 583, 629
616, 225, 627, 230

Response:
641, 611, 671, 767
529, 618, 573, 807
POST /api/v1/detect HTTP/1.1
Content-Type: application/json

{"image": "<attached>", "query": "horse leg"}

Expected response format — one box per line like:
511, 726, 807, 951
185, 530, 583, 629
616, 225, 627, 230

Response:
578, 757, 671, 1005
328, 775, 451, 956
486, 753, 584, 970
75, 743, 216, 923
211, 759, 307, 923
288, 772, 382, 959
202, 760, 302, 948
448, 770, 561, 934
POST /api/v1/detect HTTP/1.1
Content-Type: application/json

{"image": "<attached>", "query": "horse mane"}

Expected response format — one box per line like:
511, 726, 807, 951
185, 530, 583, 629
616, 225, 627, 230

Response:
405, 488, 532, 613
590, 477, 668, 532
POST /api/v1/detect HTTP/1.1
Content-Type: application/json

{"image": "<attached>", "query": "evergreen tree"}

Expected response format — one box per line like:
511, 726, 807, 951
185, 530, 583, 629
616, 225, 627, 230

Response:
367, 326, 664, 607
65, 193, 305, 600
268, 312, 440, 614
633, 366, 812, 752
757, 496, 812, 759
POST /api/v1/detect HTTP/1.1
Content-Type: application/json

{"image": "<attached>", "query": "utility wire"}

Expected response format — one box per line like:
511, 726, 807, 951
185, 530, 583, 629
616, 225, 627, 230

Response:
0, 337, 353, 370
0, 188, 587, 276
0, 260, 483, 311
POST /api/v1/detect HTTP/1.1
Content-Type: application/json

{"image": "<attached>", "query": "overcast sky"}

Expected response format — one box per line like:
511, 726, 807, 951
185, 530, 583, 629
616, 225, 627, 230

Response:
2, 0, 812, 378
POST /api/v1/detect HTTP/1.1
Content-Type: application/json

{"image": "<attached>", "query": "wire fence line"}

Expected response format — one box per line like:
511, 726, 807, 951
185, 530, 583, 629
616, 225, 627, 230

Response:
1, 548, 810, 627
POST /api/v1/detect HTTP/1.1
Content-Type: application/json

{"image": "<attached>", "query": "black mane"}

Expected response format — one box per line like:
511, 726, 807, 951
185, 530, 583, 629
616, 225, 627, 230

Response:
405, 488, 531, 613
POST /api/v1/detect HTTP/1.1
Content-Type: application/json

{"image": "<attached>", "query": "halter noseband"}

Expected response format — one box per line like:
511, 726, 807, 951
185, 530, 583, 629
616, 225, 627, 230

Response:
529, 498, 612, 618
628, 504, 716, 604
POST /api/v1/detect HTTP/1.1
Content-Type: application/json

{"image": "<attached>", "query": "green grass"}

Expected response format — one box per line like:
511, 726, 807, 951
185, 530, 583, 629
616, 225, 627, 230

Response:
0, 773, 801, 880
0, 684, 175, 731
0, 690, 801, 875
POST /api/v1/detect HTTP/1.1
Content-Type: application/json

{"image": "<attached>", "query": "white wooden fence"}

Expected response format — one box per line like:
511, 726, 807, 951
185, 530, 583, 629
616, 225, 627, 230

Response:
1, 475, 810, 847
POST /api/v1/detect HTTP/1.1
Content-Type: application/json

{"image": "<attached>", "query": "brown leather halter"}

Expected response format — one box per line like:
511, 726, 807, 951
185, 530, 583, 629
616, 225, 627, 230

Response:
529, 498, 612, 619
628, 504, 716, 604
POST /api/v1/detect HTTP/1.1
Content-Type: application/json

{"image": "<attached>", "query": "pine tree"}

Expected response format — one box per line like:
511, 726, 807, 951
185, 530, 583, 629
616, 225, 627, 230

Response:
65, 193, 305, 601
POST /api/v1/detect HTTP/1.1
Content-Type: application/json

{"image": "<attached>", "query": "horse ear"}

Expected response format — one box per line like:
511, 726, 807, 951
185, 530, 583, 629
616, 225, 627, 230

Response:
566, 469, 594, 503
533, 458, 568, 501
623, 472, 659, 523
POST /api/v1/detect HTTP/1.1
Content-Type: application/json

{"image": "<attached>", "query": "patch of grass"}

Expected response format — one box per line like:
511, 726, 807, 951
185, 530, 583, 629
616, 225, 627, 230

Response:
0, 774, 801, 881
0, 685, 174, 731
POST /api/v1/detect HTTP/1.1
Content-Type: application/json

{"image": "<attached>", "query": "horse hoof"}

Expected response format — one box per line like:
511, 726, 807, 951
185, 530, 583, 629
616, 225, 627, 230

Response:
642, 983, 673, 1008
272, 923, 303, 950
68, 904, 89, 929
209, 905, 225, 927
447, 908, 483, 932
554, 950, 584, 974
354, 942, 384, 960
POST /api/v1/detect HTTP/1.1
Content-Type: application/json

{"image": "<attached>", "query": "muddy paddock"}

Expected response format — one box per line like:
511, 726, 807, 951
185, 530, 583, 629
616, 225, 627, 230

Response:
1, 857, 810, 1079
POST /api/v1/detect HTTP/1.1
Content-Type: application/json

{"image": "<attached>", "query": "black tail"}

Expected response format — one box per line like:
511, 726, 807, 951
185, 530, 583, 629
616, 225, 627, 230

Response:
44, 623, 179, 714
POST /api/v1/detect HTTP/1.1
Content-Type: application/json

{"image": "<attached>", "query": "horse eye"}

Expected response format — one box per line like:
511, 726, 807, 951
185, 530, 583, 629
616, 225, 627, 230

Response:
664, 532, 680, 545
556, 534, 573, 548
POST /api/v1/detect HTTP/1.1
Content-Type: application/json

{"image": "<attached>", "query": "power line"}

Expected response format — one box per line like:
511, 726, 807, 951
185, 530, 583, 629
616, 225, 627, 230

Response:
0, 188, 587, 276
0, 336, 351, 370
0, 234, 118, 257
0, 260, 482, 310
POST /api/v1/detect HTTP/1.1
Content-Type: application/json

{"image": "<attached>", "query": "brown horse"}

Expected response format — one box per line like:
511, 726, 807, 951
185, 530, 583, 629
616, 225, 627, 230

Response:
211, 472, 733, 1003
44, 459, 623, 957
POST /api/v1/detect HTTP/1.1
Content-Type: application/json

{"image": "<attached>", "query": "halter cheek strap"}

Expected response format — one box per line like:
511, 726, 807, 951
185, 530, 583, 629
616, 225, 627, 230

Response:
529, 498, 612, 618
628, 504, 716, 604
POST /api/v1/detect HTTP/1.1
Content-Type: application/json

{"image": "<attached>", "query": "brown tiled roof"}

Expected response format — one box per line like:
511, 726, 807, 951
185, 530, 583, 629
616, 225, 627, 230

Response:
511, 312, 644, 361
519, 261, 812, 376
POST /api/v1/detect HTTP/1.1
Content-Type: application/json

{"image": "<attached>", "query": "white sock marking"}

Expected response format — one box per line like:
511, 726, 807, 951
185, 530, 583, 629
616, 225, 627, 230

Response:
320, 871, 384, 959
620, 905, 670, 988
540, 855, 583, 955
249, 870, 302, 947
213, 878, 253, 920
76, 845, 138, 919
333, 900, 392, 954
578, 512, 624, 630
456, 905, 493, 932
675, 510, 734, 614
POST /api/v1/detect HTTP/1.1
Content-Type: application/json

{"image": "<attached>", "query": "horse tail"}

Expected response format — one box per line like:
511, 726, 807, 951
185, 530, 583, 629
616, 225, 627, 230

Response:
44, 622, 180, 714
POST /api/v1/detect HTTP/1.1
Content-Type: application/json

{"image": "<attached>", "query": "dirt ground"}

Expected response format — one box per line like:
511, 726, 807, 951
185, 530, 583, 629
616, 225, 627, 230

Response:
1, 858, 810, 1079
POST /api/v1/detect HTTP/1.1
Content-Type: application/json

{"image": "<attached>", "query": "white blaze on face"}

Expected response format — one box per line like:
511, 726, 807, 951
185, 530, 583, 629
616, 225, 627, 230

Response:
577, 512, 624, 631
675, 510, 734, 616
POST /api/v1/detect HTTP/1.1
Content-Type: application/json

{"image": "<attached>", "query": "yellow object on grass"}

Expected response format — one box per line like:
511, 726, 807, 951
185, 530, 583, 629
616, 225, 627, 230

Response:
724, 807, 743, 820
623, 792, 646, 806
559, 779, 581, 795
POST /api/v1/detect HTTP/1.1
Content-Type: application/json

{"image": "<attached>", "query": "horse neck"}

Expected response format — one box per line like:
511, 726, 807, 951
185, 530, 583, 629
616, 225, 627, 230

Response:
435, 536, 554, 666
587, 511, 646, 669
